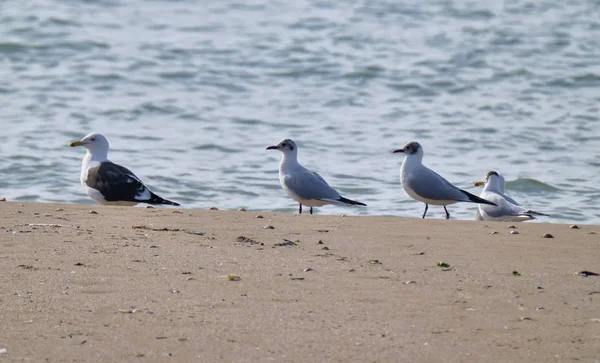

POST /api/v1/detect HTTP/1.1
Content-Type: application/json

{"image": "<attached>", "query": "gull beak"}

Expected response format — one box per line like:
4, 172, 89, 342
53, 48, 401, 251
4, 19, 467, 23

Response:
69, 141, 85, 147
266, 145, 278, 150
474, 180, 485, 187
392, 148, 404, 153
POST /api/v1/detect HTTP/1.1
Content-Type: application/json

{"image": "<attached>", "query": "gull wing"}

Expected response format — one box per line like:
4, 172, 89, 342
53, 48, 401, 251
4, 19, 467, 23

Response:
282, 168, 341, 201
86, 161, 150, 202
406, 166, 470, 202
478, 191, 531, 219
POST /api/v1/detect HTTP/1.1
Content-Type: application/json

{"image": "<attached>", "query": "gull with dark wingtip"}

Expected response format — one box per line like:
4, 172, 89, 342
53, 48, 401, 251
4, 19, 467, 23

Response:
393, 141, 496, 219
70, 133, 180, 206
474, 170, 550, 222
266, 139, 366, 214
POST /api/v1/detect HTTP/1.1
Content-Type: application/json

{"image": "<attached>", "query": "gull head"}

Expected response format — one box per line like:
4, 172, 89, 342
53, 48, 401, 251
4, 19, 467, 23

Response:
474, 170, 499, 187
70, 133, 110, 155
266, 139, 297, 154
393, 141, 423, 157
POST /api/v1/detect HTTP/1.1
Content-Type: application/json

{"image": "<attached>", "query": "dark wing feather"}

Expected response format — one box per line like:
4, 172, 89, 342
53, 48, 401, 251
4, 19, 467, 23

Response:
86, 162, 148, 202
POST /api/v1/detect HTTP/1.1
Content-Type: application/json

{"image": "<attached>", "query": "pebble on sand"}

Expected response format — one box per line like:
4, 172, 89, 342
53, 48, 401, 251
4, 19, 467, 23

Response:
542, 233, 554, 238
510, 230, 520, 235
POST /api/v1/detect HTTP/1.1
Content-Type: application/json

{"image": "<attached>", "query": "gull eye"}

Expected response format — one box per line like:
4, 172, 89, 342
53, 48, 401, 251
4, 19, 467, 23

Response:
90, 138, 96, 141
281, 143, 286, 147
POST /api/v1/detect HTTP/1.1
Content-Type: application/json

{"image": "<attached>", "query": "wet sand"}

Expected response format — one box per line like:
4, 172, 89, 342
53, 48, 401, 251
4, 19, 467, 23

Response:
0, 201, 599, 362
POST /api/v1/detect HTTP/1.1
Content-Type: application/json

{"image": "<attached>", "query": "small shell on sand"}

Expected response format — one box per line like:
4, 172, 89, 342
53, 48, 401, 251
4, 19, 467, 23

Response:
209, 207, 218, 210
569, 225, 579, 229
510, 230, 520, 235
542, 233, 554, 238
238, 208, 247, 212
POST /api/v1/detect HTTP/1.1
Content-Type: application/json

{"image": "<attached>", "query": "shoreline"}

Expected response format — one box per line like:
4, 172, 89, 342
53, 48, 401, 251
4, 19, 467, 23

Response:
1, 201, 599, 362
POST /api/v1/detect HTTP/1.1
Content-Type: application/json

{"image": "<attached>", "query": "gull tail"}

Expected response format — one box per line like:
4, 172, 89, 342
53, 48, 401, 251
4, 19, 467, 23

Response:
526, 210, 550, 217
147, 191, 180, 206
460, 190, 497, 206
338, 196, 367, 206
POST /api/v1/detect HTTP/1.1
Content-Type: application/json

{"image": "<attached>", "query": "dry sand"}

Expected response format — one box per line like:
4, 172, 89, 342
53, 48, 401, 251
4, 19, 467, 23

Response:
0, 201, 599, 362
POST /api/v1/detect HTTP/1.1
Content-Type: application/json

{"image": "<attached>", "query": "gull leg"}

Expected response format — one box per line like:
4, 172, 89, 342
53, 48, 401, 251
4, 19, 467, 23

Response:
444, 206, 450, 220
299, 204, 302, 214
310, 207, 313, 214
422, 204, 429, 219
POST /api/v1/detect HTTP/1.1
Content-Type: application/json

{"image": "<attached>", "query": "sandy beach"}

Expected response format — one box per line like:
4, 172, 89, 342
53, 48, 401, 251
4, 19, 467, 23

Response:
0, 201, 598, 362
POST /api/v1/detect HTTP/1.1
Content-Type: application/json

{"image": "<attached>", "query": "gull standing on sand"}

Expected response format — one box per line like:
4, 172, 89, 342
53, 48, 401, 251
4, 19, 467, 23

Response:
393, 141, 496, 219
266, 139, 366, 214
474, 171, 550, 222
70, 133, 180, 206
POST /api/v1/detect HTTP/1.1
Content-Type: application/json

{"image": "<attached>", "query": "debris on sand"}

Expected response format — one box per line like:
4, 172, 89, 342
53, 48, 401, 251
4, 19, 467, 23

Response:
236, 236, 261, 245
274, 239, 298, 247
132, 226, 204, 236
227, 274, 241, 281
576, 271, 599, 277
